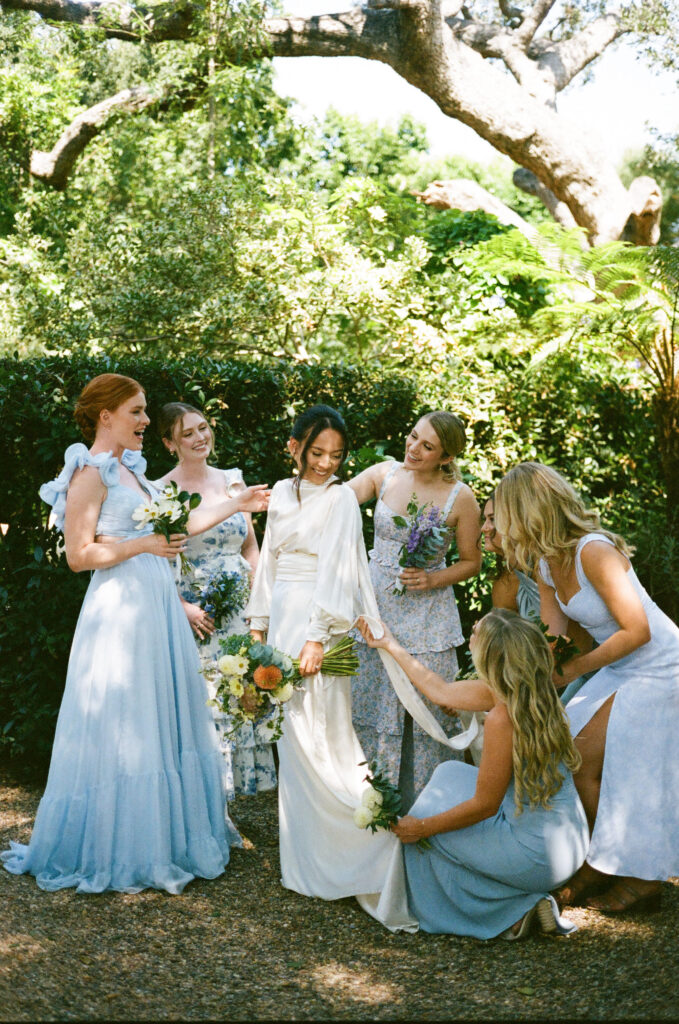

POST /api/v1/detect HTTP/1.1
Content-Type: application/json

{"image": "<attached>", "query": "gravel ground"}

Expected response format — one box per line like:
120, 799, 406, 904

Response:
1, 765, 678, 1022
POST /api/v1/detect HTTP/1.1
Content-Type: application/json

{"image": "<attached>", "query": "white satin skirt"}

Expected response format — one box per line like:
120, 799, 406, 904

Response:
268, 554, 416, 929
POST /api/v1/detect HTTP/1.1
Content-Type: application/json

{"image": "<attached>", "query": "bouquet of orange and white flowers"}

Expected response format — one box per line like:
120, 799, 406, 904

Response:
214, 633, 359, 742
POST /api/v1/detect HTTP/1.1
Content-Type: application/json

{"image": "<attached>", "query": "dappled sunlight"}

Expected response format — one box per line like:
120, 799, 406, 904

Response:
0, 932, 50, 958
309, 960, 402, 1006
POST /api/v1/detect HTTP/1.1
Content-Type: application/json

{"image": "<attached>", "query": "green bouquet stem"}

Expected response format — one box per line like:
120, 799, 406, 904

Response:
291, 634, 360, 677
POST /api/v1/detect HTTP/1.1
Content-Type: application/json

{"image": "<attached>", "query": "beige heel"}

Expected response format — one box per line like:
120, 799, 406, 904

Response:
536, 897, 558, 934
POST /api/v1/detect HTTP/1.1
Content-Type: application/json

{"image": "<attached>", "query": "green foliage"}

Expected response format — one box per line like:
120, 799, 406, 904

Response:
0, 354, 417, 764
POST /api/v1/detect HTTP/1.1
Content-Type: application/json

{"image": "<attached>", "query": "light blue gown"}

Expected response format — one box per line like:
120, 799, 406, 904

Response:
403, 760, 589, 938
1, 444, 238, 894
543, 533, 679, 881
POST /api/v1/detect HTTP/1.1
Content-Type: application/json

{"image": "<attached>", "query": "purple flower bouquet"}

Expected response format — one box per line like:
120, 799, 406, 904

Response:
392, 495, 448, 594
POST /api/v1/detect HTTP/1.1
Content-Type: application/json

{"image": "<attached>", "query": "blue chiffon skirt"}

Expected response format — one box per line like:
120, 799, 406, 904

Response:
2, 552, 238, 894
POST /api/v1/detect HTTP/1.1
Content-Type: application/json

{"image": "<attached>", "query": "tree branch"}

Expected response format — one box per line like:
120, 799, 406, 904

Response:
0, 0, 198, 41
514, 0, 557, 44
532, 13, 626, 90
30, 87, 161, 188
413, 179, 538, 239
512, 168, 577, 228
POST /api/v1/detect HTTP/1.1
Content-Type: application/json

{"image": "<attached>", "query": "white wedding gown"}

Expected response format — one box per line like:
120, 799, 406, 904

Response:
246, 477, 476, 930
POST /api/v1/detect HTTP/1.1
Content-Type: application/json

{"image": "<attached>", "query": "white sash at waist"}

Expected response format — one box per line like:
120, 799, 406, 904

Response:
275, 552, 318, 582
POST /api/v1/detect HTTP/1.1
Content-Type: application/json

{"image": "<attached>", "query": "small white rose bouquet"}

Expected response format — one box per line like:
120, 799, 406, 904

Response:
132, 480, 201, 574
214, 633, 359, 742
354, 760, 431, 849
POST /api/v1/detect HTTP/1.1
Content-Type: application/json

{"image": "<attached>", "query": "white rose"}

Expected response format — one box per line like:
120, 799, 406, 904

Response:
273, 682, 294, 703
361, 787, 383, 810
353, 805, 374, 829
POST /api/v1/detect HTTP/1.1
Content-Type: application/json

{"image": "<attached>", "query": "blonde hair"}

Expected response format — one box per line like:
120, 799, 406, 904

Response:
472, 609, 581, 813
494, 462, 632, 574
158, 402, 216, 460
421, 411, 466, 482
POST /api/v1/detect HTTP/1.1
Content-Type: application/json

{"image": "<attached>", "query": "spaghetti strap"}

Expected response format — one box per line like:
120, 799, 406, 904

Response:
441, 480, 463, 520
378, 461, 401, 501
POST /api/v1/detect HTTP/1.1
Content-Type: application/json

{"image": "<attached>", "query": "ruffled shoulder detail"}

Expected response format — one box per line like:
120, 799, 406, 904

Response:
121, 448, 147, 478
39, 443, 121, 532
223, 467, 245, 497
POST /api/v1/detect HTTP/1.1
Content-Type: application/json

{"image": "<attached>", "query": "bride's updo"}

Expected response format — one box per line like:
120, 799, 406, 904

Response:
290, 405, 349, 496
74, 373, 144, 443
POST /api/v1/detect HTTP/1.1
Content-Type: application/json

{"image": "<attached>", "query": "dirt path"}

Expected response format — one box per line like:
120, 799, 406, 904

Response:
1, 767, 677, 1021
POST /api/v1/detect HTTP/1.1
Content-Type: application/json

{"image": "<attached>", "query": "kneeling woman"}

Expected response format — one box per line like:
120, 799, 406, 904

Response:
359, 609, 589, 939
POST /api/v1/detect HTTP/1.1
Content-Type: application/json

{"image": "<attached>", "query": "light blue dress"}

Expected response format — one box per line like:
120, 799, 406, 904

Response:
403, 760, 589, 938
178, 468, 277, 800
1, 444, 238, 894
353, 466, 466, 807
542, 533, 679, 881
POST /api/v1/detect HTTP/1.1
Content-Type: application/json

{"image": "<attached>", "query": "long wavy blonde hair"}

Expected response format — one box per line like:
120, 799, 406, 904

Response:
494, 462, 632, 574
472, 609, 581, 813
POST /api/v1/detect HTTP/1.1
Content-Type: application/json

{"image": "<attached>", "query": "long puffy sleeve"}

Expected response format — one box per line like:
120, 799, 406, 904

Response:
306, 486, 365, 645
244, 515, 276, 633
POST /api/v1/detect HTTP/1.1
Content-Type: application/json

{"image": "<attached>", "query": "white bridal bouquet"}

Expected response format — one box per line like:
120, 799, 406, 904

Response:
132, 480, 201, 574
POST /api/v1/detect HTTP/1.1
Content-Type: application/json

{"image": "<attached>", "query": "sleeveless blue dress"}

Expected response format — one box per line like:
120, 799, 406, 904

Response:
403, 760, 588, 938
1, 444, 238, 894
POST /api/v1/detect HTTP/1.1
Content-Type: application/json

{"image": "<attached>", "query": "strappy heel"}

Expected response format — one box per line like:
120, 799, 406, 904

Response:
587, 880, 662, 916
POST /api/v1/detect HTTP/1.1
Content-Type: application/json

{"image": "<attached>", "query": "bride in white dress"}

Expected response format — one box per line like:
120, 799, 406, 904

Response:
246, 406, 477, 926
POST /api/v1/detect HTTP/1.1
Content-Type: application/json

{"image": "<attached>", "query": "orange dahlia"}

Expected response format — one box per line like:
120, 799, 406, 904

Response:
253, 664, 283, 690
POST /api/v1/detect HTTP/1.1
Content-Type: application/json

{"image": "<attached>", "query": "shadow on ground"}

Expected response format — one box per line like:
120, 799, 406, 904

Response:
1, 768, 677, 1021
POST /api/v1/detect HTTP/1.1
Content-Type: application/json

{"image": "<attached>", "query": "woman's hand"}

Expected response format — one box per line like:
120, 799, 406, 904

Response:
298, 640, 324, 676
552, 656, 581, 688
237, 485, 270, 514
144, 532, 188, 560
250, 629, 265, 643
392, 815, 430, 844
399, 566, 433, 591
182, 600, 215, 640
356, 616, 395, 651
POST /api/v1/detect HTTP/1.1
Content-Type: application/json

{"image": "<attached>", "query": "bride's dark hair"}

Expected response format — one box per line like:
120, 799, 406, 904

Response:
290, 405, 349, 498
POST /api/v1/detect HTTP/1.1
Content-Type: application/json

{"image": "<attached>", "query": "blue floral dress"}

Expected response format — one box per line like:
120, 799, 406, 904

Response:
178, 469, 277, 800
1, 444, 238, 894
352, 464, 466, 807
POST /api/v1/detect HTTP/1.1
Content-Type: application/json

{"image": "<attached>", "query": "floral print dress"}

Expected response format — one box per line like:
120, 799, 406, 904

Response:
179, 468, 277, 800
352, 464, 466, 808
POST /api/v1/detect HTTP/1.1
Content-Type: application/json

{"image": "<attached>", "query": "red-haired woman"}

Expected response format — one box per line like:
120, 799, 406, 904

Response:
1, 374, 268, 894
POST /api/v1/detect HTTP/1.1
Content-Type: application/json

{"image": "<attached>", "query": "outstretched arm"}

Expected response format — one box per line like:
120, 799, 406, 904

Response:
186, 484, 270, 535
357, 617, 494, 712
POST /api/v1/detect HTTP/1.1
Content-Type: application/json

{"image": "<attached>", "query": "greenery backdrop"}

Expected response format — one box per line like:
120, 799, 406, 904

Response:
0, 351, 667, 764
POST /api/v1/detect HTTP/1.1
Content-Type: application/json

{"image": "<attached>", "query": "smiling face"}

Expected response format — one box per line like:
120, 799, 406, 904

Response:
170, 411, 213, 464
100, 391, 149, 451
481, 499, 504, 555
403, 417, 451, 475
289, 427, 345, 484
